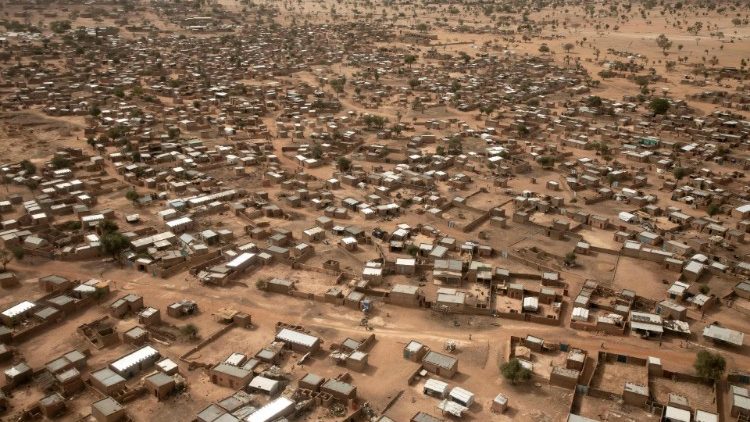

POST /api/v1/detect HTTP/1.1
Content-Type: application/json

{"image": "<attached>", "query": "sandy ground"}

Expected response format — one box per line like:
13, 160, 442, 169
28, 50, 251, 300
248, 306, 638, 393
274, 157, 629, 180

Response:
1, 0, 750, 420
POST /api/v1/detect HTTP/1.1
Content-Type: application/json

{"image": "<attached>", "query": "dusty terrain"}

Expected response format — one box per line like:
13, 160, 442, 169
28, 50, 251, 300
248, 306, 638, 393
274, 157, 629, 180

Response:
0, 0, 749, 421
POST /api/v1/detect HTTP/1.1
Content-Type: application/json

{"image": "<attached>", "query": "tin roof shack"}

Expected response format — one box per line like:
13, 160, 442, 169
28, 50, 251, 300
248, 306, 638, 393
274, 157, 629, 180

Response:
138, 307, 161, 326
38, 275, 71, 293
167, 300, 199, 318
702, 324, 744, 348
623, 382, 649, 407
210, 363, 252, 389
299, 372, 325, 392
0, 272, 18, 288
4, 362, 32, 387
404, 340, 429, 362
90, 368, 127, 395
731, 385, 750, 418
448, 386, 475, 408
389, 284, 423, 307
144, 372, 176, 401
411, 412, 443, 422
109, 346, 160, 379
55, 367, 84, 396
109, 294, 144, 318
274, 327, 321, 353
321, 378, 357, 401
550, 366, 580, 390
664, 405, 692, 422
492, 393, 509, 413
245, 396, 295, 422
1, 301, 36, 327
422, 351, 458, 378
423, 378, 449, 399
39, 393, 66, 418
247, 375, 282, 396
91, 396, 126, 422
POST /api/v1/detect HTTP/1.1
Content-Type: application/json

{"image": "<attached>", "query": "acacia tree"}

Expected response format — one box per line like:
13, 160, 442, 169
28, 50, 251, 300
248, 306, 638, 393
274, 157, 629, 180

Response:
0, 248, 12, 271
101, 232, 129, 260
656, 33, 672, 53
694, 350, 726, 382
501, 358, 532, 384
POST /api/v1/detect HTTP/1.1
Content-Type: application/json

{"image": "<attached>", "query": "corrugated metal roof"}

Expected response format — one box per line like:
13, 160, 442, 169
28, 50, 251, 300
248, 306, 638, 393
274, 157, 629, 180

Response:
2, 301, 36, 318
110, 346, 159, 373
449, 386, 474, 405
276, 328, 319, 348
423, 379, 448, 394
244, 396, 294, 422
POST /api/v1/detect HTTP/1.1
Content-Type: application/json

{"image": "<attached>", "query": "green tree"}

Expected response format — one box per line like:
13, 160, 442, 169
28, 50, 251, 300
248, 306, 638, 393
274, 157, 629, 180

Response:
50, 20, 71, 33
650, 98, 670, 115
501, 358, 532, 384
9, 245, 24, 261
564, 251, 577, 266
404, 54, 417, 68
125, 189, 140, 204
51, 156, 72, 169
19, 159, 36, 175
673, 167, 687, 180
586, 96, 603, 107
538, 155, 555, 168
656, 33, 673, 52
406, 244, 419, 256
100, 231, 129, 259
693, 350, 726, 381
0, 248, 12, 271
100, 219, 119, 234
448, 138, 463, 154
311, 144, 323, 159
337, 157, 352, 172
707, 203, 720, 216
180, 323, 199, 339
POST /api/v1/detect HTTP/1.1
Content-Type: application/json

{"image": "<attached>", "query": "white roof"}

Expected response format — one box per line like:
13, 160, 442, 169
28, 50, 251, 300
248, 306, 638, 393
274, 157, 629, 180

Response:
157, 359, 178, 372
618, 211, 635, 221
664, 406, 691, 422
276, 328, 318, 348
694, 410, 718, 422
166, 216, 192, 228
245, 396, 294, 422
449, 386, 475, 404
110, 346, 159, 373
572, 307, 589, 320
424, 378, 449, 394
2, 301, 36, 318
362, 267, 382, 276
438, 399, 467, 417
703, 325, 744, 346
493, 393, 508, 405
227, 253, 256, 269
248, 376, 279, 392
